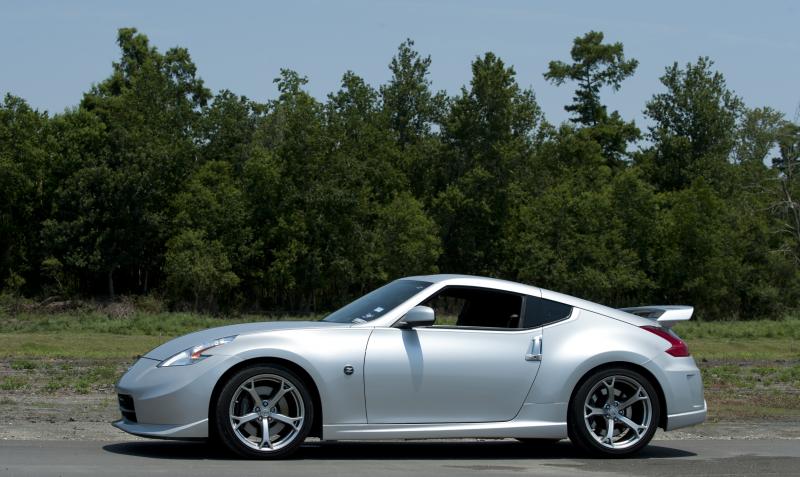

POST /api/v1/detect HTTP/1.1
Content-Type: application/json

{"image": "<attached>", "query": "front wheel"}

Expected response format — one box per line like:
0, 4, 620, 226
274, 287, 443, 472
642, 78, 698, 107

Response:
213, 364, 314, 459
568, 368, 660, 457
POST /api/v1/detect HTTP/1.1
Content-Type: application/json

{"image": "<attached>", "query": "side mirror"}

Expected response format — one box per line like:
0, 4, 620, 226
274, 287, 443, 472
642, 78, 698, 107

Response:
396, 306, 435, 329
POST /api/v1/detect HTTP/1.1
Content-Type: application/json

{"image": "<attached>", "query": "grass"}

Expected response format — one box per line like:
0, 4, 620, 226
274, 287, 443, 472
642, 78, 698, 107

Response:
669, 319, 800, 420
0, 310, 314, 336
0, 333, 166, 359
10, 359, 37, 370
684, 338, 800, 361
0, 375, 28, 391
41, 362, 120, 394
672, 318, 800, 340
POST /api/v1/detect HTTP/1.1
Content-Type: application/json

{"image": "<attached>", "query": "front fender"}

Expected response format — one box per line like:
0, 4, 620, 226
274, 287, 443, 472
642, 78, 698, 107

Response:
220, 327, 374, 425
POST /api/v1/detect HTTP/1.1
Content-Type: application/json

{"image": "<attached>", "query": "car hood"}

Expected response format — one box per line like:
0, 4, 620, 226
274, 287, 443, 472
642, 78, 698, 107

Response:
143, 321, 346, 361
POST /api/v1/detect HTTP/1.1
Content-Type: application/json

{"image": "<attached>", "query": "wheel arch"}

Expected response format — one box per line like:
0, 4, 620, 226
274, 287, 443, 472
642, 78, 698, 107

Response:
567, 361, 668, 430
208, 357, 324, 438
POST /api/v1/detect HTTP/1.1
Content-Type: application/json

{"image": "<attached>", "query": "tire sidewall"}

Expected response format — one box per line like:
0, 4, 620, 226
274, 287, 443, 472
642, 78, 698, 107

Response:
213, 364, 314, 459
568, 367, 660, 457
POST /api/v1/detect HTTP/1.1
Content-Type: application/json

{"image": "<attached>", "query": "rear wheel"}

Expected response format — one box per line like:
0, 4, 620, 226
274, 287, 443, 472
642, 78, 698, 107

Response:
213, 364, 314, 459
568, 367, 659, 457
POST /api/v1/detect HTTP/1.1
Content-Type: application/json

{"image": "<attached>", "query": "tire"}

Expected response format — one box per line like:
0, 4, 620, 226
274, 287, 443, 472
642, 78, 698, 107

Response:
567, 367, 660, 457
213, 364, 314, 459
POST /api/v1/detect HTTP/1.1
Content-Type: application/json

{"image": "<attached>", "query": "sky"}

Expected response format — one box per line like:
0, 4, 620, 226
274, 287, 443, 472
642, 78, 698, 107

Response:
1, 0, 798, 127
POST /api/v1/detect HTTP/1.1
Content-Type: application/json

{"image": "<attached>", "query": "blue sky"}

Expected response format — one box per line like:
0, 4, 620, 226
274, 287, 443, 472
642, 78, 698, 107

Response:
2, 0, 798, 126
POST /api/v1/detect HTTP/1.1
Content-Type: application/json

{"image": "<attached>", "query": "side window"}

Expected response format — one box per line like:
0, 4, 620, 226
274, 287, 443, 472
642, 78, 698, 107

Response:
522, 296, 572, 328
421, 287, 523, 329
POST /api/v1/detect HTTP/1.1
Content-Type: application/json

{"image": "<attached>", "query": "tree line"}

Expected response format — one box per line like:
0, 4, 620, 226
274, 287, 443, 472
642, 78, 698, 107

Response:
1, 28, 799, 319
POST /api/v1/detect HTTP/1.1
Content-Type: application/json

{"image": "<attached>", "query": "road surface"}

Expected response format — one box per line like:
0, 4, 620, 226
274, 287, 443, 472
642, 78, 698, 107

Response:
1, 439, 798, 476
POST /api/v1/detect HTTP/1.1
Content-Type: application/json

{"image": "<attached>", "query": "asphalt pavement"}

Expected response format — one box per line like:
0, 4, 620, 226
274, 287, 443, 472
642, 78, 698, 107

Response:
1, 438, 798, 476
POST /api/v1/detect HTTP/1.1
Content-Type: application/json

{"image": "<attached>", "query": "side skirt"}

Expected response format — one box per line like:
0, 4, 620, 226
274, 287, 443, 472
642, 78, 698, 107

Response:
322, 403, 568, 441
323, 420, 566, 440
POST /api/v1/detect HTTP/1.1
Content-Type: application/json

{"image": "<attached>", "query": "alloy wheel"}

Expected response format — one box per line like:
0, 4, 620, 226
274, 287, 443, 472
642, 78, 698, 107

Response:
228, 373, 306, 452
582, 374, 653, 450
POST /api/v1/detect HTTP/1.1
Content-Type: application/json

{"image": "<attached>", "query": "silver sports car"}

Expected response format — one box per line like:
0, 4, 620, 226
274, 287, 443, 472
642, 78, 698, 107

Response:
114, 274, 706, 458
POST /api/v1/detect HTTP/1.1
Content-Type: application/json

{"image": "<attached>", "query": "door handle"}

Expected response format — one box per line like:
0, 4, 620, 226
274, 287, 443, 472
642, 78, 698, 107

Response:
525, 335, 542, 361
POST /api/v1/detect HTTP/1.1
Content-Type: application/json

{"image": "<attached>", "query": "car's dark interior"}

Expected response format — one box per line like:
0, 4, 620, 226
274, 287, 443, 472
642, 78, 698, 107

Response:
522, 296, 573, 328
422, 287, 523, 329
419, 286, 574, 330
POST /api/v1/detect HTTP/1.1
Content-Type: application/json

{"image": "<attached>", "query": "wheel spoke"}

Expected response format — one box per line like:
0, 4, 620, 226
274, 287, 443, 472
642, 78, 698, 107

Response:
270, 379, 295, 403
232, 412, 259, 427
585, 405, 605, 418
259, 418, 272, 449
616, 414, 646, 437
604, 377, 616, 405
244, 380, 261, 405
604, 418, 615, 446
271, 413, 303, 429
619, 386, 647, 410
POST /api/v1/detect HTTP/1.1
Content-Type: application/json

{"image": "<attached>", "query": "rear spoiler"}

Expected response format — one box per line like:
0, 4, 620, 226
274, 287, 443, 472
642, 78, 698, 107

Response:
618, 305, 694, 329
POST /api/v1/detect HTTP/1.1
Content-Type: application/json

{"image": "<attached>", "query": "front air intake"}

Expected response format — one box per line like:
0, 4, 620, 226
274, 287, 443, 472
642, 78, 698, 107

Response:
117, 394, 137, 423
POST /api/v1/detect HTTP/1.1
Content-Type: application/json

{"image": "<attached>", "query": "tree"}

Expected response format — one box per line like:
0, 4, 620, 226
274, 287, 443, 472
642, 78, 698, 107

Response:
545, 31, 638, 127
735, 107, 785, 165
172, 160, 257, 283
372, 192, 441, 281
642, 57, 743, 191
773, 121, 800, 263
380, 40, 447, 199
380, 39, 446, 148
435, 52, 543, 275
1, 28, 798, 320
197, 90, 264, 173
164, 229, 240, 310
501, 126, 653, 305
544, 31, 640, 165
0, 95, 49, 293
46, 28, 211, 297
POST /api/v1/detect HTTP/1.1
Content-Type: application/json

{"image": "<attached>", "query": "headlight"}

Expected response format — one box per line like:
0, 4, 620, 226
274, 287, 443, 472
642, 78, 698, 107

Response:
158, 335, 237, 367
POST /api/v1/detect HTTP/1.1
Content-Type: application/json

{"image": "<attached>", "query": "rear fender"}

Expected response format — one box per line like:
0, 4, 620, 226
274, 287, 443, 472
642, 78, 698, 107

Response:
526, 309, 662, 405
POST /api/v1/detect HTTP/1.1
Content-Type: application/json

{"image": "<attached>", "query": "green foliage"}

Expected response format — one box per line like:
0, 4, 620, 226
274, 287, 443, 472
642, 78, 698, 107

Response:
773, 121, 800, 264
435, 53, 543, 274
164, 229, 239, 310
0, 310, 305, 336
674, 316, 800, 340
642, 57, 744, 191
0, 94, 49, 294
0, 28, 798, 320
501, 129, 652, 305
545, 31, 638, 127
544, 31, 640, 166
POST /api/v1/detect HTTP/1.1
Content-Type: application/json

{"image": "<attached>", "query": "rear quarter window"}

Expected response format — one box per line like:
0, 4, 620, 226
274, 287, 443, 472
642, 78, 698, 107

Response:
522, 296, 573, 328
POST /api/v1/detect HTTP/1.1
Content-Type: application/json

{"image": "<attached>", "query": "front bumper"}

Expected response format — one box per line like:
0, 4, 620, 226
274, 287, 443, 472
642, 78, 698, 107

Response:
112, 418, 208, 440
113, 354, 240, 440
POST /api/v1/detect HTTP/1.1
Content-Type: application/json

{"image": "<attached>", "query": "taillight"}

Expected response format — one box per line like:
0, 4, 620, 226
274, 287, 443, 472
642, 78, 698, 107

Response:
641, 325, 690, 357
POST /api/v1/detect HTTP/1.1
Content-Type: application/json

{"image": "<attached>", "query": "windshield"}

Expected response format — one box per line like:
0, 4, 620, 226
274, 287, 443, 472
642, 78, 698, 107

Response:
322, 280, 432, 323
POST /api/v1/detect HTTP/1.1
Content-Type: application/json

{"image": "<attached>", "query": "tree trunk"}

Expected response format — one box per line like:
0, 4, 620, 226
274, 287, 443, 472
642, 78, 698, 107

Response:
108, 268, 115, 299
